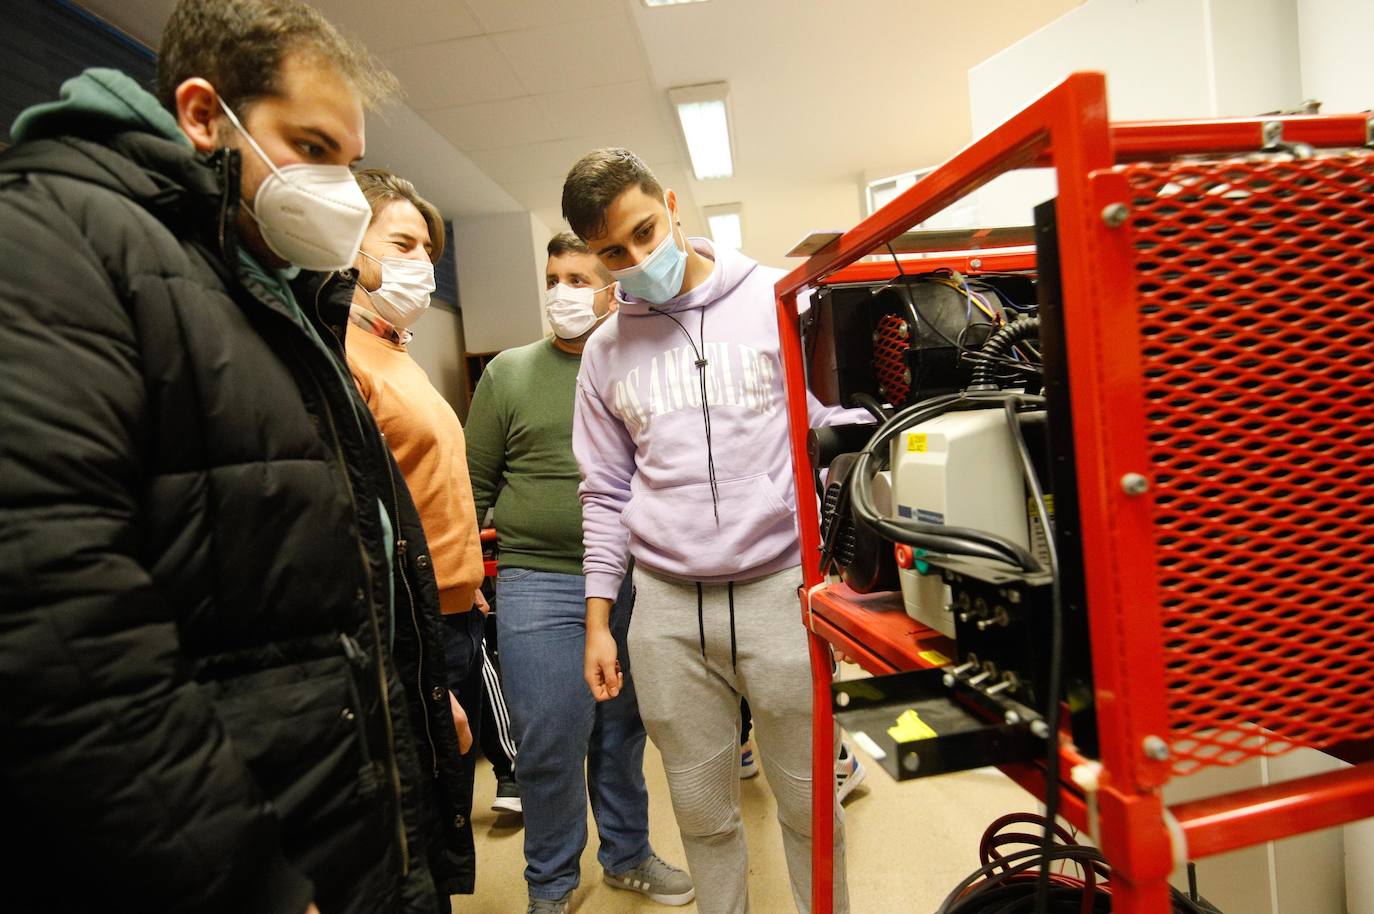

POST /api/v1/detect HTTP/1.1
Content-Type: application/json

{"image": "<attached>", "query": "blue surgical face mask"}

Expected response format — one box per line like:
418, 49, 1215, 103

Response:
609, 193, 687, 304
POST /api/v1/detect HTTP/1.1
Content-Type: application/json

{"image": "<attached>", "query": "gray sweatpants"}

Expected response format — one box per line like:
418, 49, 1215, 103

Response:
630, 565, 850, 914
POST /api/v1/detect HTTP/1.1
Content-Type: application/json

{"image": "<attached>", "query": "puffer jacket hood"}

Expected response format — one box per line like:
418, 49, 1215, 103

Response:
11, 67, 188, 146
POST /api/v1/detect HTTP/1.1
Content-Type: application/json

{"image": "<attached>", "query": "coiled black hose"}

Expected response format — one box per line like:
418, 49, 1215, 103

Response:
970, 316, 1041, 389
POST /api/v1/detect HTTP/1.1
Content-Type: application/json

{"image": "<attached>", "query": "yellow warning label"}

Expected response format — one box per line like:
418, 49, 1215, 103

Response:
907, 433, 928, 453
887, 709, 938, 742
918, 650, 951, 666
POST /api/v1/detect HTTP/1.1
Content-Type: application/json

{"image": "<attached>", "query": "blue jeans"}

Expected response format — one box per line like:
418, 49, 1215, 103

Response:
495, 569, 651, 900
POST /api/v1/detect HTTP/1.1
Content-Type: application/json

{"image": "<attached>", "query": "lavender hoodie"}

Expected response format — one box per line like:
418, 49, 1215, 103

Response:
574, 238, 861, 600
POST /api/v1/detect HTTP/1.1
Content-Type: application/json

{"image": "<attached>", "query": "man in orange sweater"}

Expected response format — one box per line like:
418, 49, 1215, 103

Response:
344, 167, 487, 856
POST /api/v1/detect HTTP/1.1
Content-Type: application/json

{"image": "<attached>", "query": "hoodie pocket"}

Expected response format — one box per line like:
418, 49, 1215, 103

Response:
621, 473, 796, 577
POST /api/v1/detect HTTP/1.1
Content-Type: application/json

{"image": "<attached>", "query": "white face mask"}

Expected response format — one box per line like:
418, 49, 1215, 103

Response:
545, 282, 609, 340
219, 100, 370, 272
360, 250, 436, 329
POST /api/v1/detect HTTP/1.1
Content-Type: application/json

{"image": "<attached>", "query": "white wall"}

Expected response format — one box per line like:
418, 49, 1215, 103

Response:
1209, 0, 1303, 117
1297, 0, 1374, 114
453, 211, 551, 355
406, 306, 467, 414
959, 0, 1307, 230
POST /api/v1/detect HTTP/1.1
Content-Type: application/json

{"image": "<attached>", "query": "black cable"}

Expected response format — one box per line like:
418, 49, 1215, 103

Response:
972, 317, 1043, 389
846, 391, 1045, 572
940, 816, 1227, 914
884, 245, 1042, 379
1002, 396, 1062, 914
850, 391, 888, 424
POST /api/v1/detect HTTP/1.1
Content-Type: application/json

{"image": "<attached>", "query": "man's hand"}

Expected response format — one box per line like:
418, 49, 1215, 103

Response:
449, 690, 473, 754
306, 905, 321, 914
474, 590, 490, 615
584, 597, 621, 701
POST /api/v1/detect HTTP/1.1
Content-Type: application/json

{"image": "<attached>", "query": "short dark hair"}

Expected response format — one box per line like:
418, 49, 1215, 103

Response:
547, 231, 590, 259
355, 168, 445, 263
156, 0, 399, 114
547, 232, 611, 281
561, 147, 663, 242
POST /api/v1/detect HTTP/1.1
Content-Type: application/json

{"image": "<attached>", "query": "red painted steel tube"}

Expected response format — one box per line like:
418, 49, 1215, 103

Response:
819, 250, 1036, 286
1105, 113, 1371, 161
777, 283, 836, 912
1175, 762, 1374, 860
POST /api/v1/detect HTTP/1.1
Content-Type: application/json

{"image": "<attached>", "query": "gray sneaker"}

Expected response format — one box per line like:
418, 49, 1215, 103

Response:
525, 894, 570, 914
603, 853, 695, 906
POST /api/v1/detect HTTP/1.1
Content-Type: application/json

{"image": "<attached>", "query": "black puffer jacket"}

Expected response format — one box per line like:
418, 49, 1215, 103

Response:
0, 80, 473, 913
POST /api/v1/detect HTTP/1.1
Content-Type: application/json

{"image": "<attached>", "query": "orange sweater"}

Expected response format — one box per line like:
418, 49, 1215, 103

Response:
347, 326, 483, 614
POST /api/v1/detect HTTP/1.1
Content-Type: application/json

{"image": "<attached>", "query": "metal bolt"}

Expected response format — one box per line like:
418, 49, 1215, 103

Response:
1262, 119, 1283, 149
970, 258, 983, 269
942, 673, 956, 689
1030, 720, 1051, 739
952, 661, 977, 676
1143, 735, 1171, 761
986, 680, 1014, 695
968, 671, 993, 686
901, 751, 921, 773
1121, 472, 1150, 496
1101, 203, 1130, 228
1004, 710, 1022, 726
836, 691, 851, 708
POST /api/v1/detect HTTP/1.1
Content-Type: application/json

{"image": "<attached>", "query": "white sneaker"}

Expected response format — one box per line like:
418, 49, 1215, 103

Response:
835, 743, 866, 804
740, 741, 760, 779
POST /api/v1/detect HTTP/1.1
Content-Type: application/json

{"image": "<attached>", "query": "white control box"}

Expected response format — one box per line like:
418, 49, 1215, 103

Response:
889, 408, 1031, 636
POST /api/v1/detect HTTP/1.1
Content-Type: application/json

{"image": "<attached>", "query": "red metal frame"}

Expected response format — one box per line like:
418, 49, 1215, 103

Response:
776, 72, 1374, 914
480, 527, 497, 578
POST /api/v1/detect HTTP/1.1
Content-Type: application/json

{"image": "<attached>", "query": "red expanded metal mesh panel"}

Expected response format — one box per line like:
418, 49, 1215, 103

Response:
1122, 152, 1374, 776
873, 313, 911, 404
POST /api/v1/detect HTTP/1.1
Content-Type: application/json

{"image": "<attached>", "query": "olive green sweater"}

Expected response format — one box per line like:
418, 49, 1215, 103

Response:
465, 338, 585, 575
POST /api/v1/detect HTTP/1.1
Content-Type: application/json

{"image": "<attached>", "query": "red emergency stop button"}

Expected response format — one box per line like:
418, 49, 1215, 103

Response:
895, 544, 914, 569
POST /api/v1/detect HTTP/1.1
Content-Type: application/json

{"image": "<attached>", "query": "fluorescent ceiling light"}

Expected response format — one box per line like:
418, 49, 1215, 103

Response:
642, 0, 709, 6
704, 203, 743, 250
669, 83, 734, 180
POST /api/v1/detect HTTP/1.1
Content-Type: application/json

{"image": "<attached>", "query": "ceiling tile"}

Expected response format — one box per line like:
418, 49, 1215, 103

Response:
493, 15, 646, 94
535, 80, 669, 139
423, 97, 563, 151
325, 0, 483, 53
382, 36, 525, 109
465, 0, 622, 34
499, 177, 568, 213
467, 138, 601, 184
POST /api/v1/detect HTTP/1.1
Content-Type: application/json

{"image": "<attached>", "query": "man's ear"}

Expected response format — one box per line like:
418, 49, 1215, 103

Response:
665, 188, 679, 224
176, 78, 223, 153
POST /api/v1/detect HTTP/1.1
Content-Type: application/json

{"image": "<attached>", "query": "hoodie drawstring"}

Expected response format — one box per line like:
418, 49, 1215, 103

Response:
650, 306, 720, 522
727, 581, 737, 674
696, 580, 739, 674
696, 582, 707, 662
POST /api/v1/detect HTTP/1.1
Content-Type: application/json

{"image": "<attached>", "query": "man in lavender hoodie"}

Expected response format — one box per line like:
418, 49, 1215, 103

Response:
562, 147, 852, 914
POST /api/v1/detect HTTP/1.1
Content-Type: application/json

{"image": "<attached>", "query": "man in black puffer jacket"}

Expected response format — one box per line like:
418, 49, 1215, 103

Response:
0, 2, 475, 912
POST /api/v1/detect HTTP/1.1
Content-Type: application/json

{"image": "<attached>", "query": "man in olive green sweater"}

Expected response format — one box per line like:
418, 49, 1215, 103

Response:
465, 233, 692, 914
